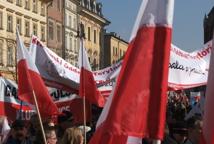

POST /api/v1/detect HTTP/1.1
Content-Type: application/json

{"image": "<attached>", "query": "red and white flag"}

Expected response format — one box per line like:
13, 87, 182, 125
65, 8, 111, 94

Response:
16, 30, 59, 118
89, 0, 174, 143
78, 40, 105, 107
202, 33, 214, 144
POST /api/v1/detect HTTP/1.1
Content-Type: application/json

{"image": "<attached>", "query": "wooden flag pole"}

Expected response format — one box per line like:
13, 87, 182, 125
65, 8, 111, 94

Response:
32, 90, 47, 144
78, 23, 87, 144
81, 38, 87, 144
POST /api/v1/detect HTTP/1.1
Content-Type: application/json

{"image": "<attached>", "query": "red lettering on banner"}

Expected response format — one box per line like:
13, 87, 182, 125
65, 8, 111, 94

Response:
64, 63, 80, 74
49, 53, 63, 65
32, 37, 37, 44
93, 62, 122, 76
197, 44, 212, 58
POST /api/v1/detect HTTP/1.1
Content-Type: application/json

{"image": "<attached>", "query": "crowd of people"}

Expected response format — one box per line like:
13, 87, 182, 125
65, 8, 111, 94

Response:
0, 110, 88, 144
0, 88, 205, 144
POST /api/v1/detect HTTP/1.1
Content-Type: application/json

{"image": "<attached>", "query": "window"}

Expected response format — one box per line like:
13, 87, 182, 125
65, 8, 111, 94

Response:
41, 3, 45, 16
70, 37, 72, 51
41, 26, 45, 41
25, 0, 30, 10
7, 0, 13, 3
48, 21, 54, 40
65, 35, 68, 49
0, 12, 3, 29
0, 40, 3, 65
73, 17, 76, 29
16, 0, 22, 6
32, 0, 37, 13
25, 20, 30, 36
16, 18, 22, 34
74, 39, 77, 53
69, 16, 72, 27
7, 46, 13, 66
57, 0, 61, 11
116, 47, 118, 56
93, 59, 97, 70
7, 15, 13, 32
88, 27, 91, 41
57, 25, 61, 42
33, 23, 37, 36
94, 30, 96, 43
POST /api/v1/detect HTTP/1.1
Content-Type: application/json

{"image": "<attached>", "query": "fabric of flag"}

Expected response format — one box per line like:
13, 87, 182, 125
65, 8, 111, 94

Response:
78, 40, 105, 107
89, 0, 174, 143
202, 34, 214, 144
16, 30, 59, 118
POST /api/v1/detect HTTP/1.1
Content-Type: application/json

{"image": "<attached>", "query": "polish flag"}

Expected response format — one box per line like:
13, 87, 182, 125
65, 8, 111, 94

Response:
202, 34, 214, 144
89, 0, 174, 143
16, 30, 59, 118
78, 40, 105, 107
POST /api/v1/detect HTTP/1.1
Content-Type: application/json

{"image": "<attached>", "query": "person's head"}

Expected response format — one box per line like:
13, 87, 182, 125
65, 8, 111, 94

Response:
58, 111, 74, 130
11, 120, 28, 141
43, 121, 57, 144
187, 116, 203, 144
29, 114, 40, 134
61, 127, 84, 144
45, 129, 57, 144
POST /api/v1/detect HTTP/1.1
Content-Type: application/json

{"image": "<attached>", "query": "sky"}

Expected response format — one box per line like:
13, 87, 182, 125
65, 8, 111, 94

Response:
98, 0, 214, 52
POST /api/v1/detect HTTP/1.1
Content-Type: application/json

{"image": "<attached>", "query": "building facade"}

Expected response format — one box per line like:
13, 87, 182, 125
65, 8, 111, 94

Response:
79, 0, 110, 70
204, 6, 214, 44
103, 32, 128, 67
47, 0, 63, 57
0, 0, 47, 80
63, 0, 79, 66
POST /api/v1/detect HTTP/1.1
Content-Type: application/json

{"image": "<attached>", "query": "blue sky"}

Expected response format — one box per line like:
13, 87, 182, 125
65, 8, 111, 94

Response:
99, 0, 214, 52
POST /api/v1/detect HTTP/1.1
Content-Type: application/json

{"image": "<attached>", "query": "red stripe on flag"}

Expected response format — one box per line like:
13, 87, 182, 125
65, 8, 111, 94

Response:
79, 67, 105, 107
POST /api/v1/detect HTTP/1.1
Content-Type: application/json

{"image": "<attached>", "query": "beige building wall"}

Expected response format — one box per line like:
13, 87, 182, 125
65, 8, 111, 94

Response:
64, 0, 78, 66
104, 32, 128, 67
80, 16, 101, 70
0, 0, 47, 80
79, 0, 110, 70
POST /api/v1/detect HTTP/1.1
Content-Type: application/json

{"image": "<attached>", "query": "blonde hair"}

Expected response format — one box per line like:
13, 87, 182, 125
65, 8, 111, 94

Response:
61, 127, 83, 144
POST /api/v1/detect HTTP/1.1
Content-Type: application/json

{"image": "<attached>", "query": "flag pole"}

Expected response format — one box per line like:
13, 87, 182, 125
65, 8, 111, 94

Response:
78, 23, 87, 144
16, 27, 23, 120
32, 90, 47, 144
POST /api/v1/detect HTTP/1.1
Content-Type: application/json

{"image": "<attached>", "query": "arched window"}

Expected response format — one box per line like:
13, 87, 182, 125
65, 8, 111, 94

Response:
7, 43, 13, 66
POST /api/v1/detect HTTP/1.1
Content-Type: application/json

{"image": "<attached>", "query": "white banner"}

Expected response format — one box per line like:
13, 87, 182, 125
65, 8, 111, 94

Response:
0, 76, 34, 121
30, 36, 212, 93
169, 41, 211, 89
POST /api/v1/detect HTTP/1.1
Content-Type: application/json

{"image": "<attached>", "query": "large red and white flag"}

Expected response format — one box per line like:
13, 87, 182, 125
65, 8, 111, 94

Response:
89, 0, 174, 143
202, 33, 214, 144
78, 40, 105, 107
16, 31, 59, 118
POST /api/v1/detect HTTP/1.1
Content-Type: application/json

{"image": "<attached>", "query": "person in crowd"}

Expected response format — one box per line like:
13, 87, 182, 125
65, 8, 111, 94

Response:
33, 121, 57, 144
57, 111, 74, 138
61, 127, 84, 144
28, 114, 40, 142
184, 116, 203, 144
163, 121, 188, 144
5, 120, 32, 144
44, 122, 57, 144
